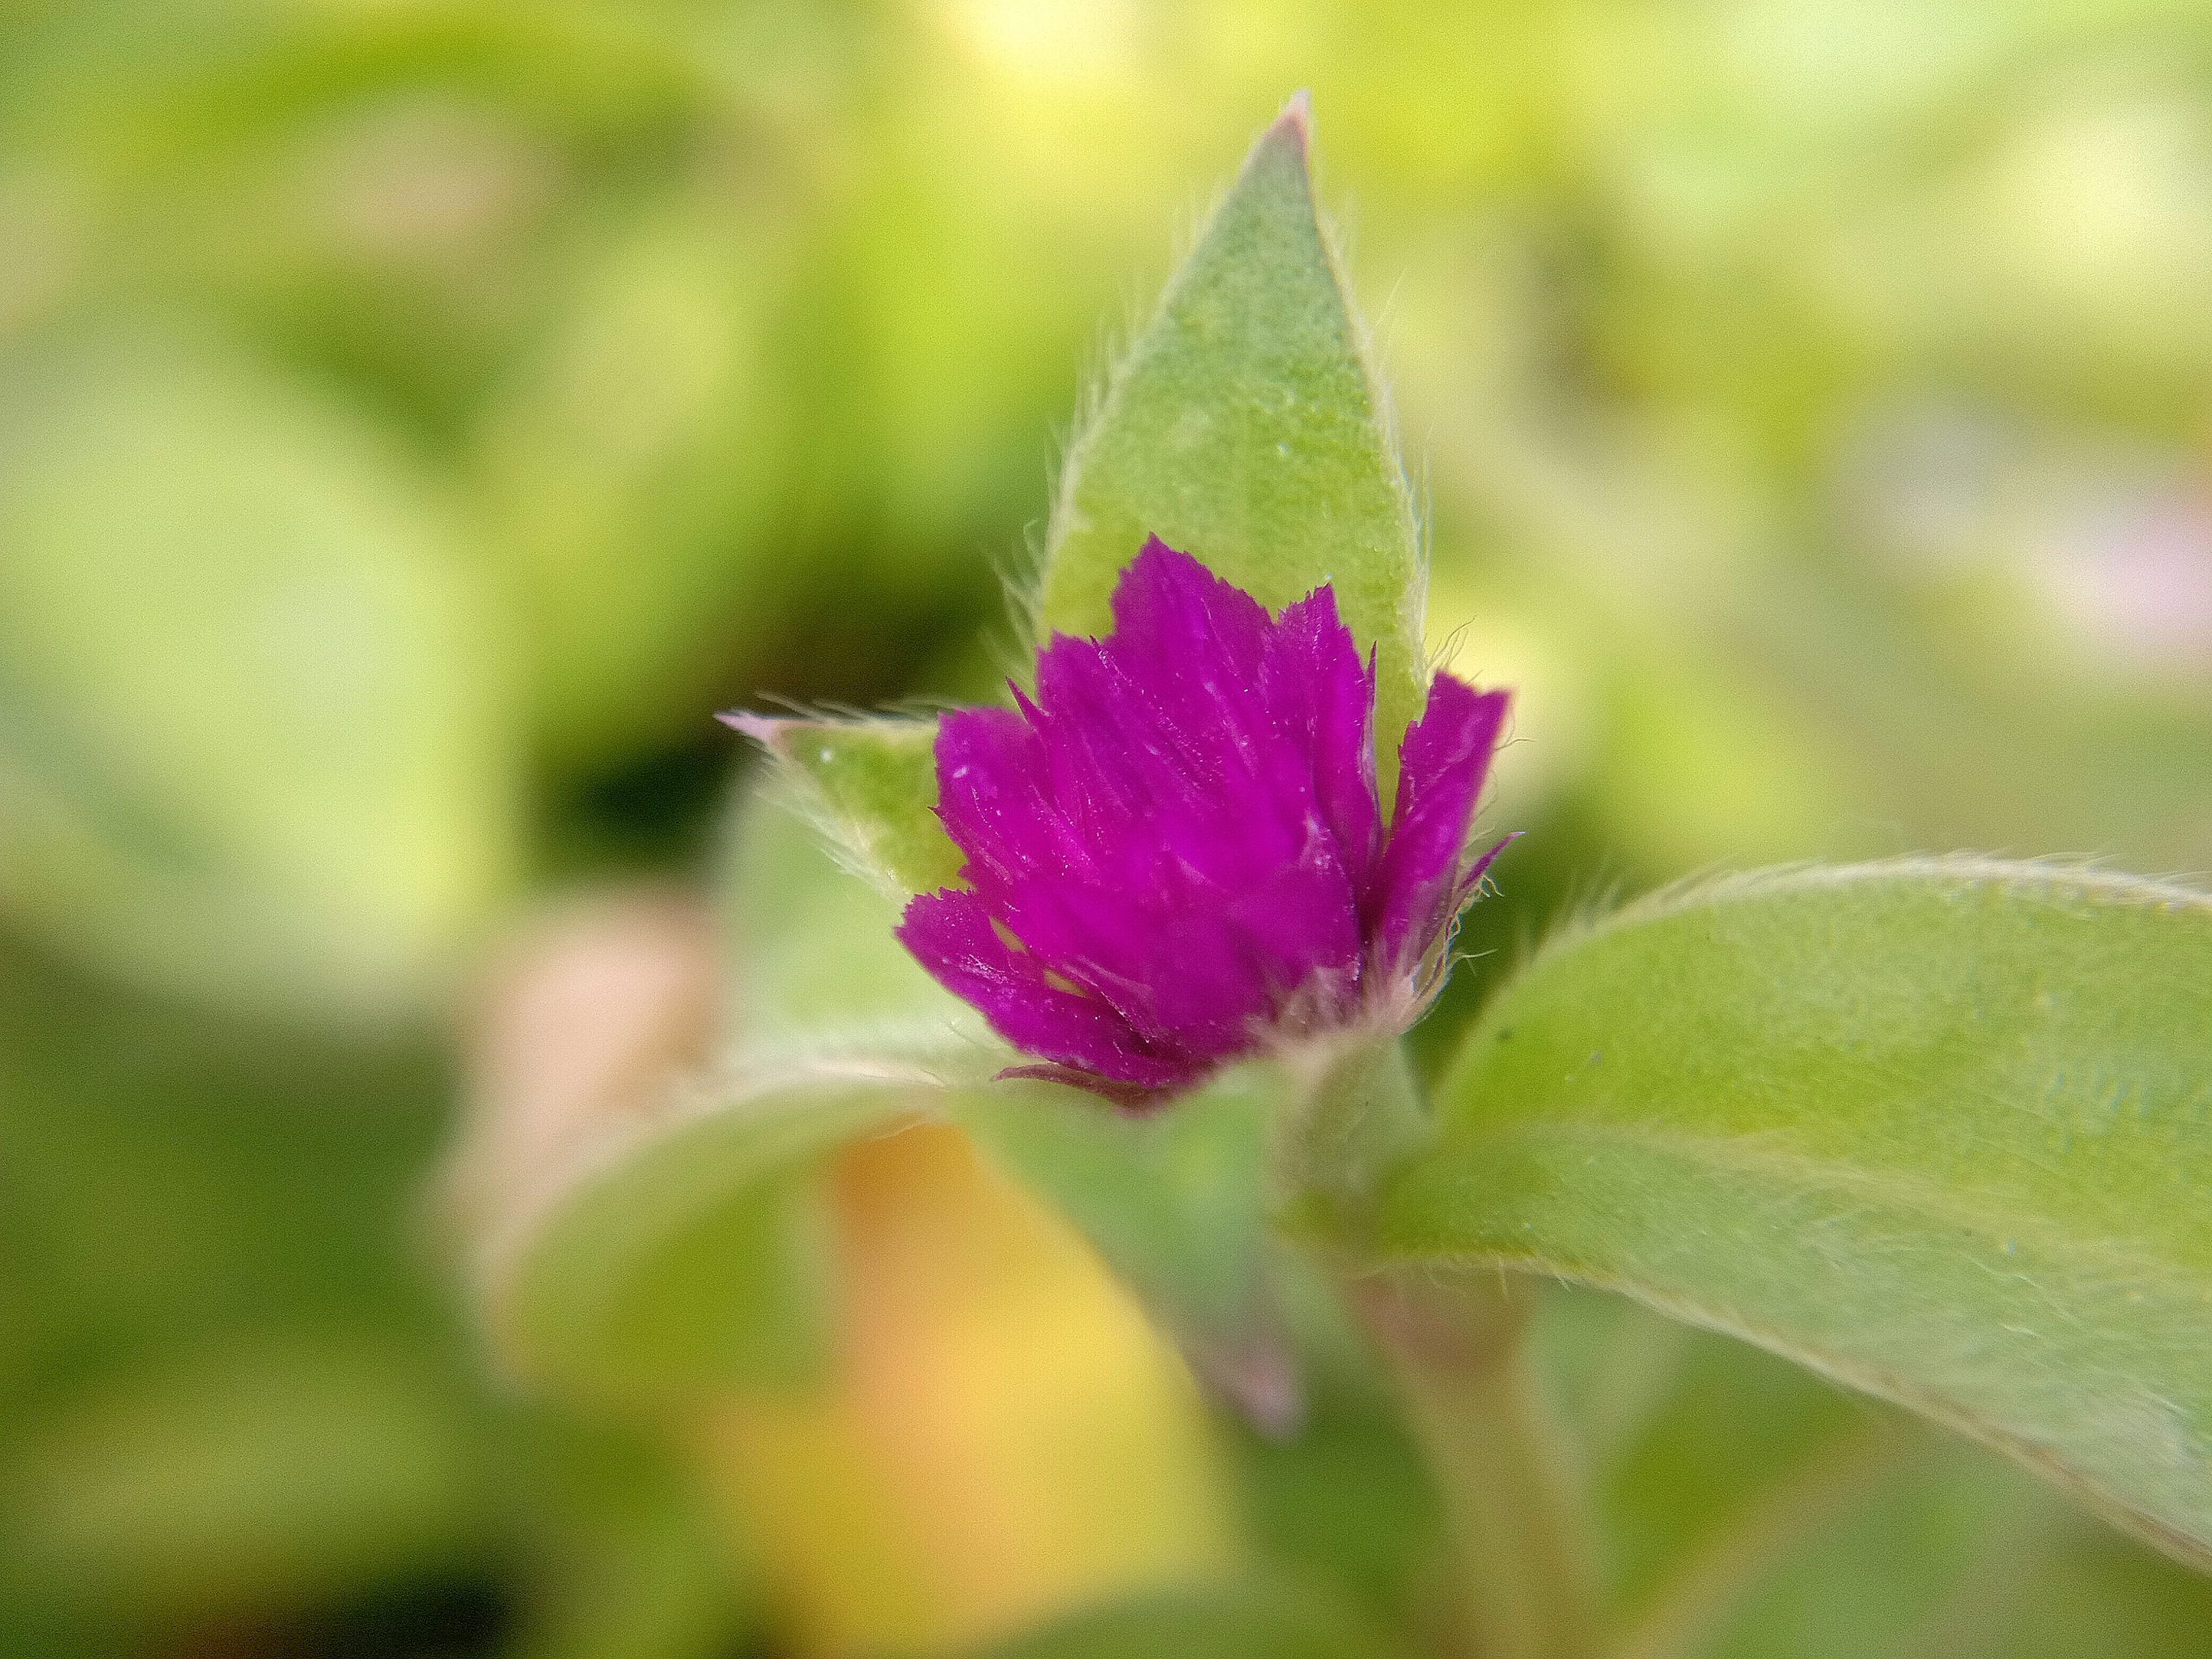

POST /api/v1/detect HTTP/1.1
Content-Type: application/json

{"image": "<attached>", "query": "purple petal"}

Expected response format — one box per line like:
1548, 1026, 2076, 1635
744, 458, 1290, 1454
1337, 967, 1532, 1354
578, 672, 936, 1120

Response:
1265, 585, 1382, 899
1101, 542, 1287, 807
888, 536, 1512, 1096
1374, 674, 1510, 970
896, 887, 1194, 1090
1109, 537, 1273, 693
985, 868, 1280, 1058
931, 703, 1091, 888
1220, 832, 1366, 1009
1033, 637, 1256, 870
1033, 631, 1308, 898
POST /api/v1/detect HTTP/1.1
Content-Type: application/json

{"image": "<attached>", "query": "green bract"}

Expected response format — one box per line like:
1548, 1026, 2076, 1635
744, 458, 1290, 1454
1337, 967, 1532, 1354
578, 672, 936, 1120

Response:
736, 715, 957, 898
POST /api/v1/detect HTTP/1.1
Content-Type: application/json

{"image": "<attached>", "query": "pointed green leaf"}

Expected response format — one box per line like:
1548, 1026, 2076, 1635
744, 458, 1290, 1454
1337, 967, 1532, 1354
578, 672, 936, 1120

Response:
1372, 861, 2212, 1567
1039, 100, 1427, 756
730, 714, 957, 898
725, 105, 1433, 894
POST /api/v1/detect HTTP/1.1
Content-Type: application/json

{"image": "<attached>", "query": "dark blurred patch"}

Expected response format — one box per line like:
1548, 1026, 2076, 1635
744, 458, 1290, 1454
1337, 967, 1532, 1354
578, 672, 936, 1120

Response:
550, 722, 738, 874
168, 1574, 512, 1659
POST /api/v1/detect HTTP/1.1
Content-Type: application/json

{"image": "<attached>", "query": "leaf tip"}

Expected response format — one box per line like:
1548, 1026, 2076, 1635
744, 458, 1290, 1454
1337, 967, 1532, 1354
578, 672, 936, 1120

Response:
722, 710, 830, 772
717, 709, 781, 747
1256, 90, 1314, 171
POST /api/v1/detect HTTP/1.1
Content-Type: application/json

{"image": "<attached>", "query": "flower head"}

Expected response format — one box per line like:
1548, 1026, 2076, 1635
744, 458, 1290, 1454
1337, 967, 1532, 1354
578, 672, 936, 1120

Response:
899, 538, 1511, 1103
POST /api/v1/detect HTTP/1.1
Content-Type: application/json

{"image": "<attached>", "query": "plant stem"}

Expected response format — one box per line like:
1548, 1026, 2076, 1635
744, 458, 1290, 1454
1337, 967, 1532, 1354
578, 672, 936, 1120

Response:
1355, 1271, 1602, 1659
1287, 1038, 1601, 1656
1274, 1033, 1432, 1230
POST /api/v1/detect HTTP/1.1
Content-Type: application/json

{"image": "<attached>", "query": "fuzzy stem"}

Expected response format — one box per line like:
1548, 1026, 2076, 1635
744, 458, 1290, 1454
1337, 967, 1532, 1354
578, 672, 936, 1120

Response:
1289, 1039, 1600, 1659
1273, 1033, 1430, 1233
1357, 1272, 1603, 1659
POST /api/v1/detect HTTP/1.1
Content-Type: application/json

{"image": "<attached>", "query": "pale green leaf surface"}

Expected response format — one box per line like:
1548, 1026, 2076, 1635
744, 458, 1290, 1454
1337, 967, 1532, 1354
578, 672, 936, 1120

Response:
1039, 101, 1428, 760
1374, 861, 2212, 1565
0, 324, 519, 1020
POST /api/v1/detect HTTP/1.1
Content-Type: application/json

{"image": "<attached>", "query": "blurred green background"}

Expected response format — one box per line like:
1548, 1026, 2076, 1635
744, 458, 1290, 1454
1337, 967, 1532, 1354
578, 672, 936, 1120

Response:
6, 2, 2212, 1655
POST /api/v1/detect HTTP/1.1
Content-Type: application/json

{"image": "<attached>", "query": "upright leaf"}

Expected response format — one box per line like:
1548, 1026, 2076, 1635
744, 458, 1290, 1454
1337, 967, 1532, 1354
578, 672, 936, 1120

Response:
1039, 99, 1428, 757
1372, 861, 2212, 1566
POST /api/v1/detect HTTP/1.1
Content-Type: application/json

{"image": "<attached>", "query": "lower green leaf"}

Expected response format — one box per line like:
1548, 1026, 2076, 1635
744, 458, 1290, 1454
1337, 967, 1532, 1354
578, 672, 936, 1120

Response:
486, 1072, 925, 1404
479, 778, 1287, 1410
472, 784, 992, 1405
1373, 860, 2212, 1567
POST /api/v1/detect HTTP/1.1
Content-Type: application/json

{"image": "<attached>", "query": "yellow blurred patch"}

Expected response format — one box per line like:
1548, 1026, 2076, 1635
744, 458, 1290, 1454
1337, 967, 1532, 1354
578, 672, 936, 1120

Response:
702, 1123, 1236, 1657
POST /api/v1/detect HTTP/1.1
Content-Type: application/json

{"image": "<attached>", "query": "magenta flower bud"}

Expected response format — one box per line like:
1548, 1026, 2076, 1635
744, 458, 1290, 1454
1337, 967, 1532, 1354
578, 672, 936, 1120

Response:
898, 538, 1513, 1105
